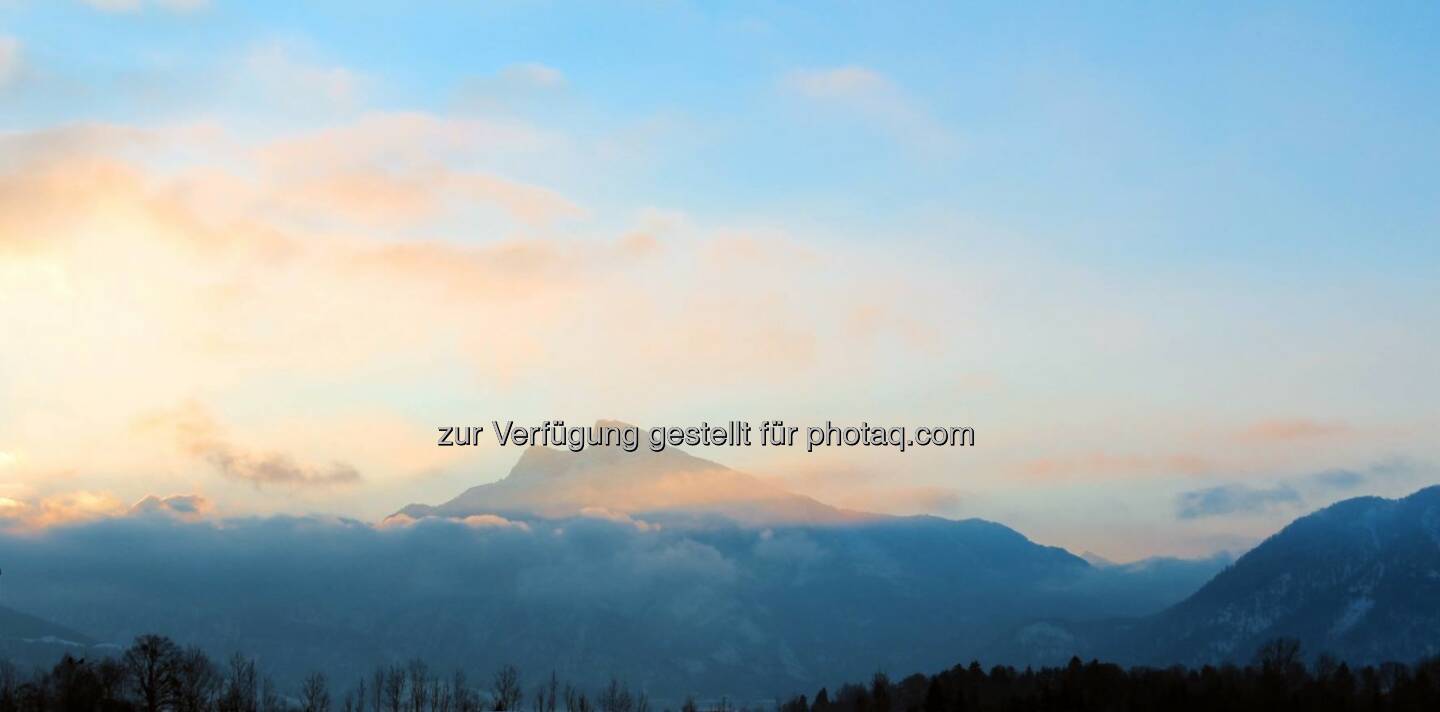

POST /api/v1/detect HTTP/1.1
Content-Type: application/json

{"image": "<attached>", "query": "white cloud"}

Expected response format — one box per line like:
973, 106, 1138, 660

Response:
579, 507, 659, 532
498, 62, 565, 88
0, 36, 21, 89
80, 0, 142, 11
783, 65, 957, 151
786, 65, 891, 99
453, 62, 568, 113
80, 0, 209, 12
243, 41, 364, 108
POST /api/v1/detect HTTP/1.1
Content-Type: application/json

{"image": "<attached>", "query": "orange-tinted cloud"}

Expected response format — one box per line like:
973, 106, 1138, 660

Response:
0, 491, 215, 532
1016, 452, 1215, 481
0, 491, 125, 531
139, 404, 362, 489
763, 465, 967, 517
1240, 419, 1352, 442
0, 117, 961, 512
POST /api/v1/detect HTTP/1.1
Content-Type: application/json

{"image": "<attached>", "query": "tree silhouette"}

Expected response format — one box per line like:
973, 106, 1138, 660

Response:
5, 633, 1440, 712
489, 667, 521, 712
123, 635, 182, 712
301, 674, 330, 712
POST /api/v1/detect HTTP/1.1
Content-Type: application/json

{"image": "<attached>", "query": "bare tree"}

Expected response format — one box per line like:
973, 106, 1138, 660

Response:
372, 668, 386, 712
452, 671, 474, 712
173, 646, 220, 712
220, 654, 258, 712
302, 673, 332, 712
430, 675, 450, 712
562, 685, 589, 712
1255, 637, 1304, 676
384, 666, 406, 712
408, 660, 430, 712
124, 634, 182, 712
490, 666, 522, 712
0, 660, 18, 711
597, 678, 631, 712
530, 673, 559, 712
261, 676, 283, 712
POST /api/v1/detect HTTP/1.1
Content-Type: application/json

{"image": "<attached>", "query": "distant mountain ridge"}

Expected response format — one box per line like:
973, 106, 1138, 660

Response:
13, 433, 1429, 697
996, 485, 1440, 667
0, 604, 93, 645
1141, 484, 1440, 665
0, 603, 103, 669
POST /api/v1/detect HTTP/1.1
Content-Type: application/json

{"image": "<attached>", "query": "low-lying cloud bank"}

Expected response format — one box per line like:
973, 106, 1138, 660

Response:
0, 508, 1223, 699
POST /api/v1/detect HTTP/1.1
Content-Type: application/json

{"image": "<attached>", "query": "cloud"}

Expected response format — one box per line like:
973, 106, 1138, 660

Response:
243, 42, 364, 108
1306, 468, 1365, 490
0, 491, 126, 531
80, 0, 208, 12
254, 112, 556, 171
497, 62, 565, 88
1018, 452, 1214, 481
782, 65, 956, 150
764, 465, 966, 517
141, 404, 363, 489
128, 494, 215, 520
79, 0, 141, 10
0, 511, 778, 692
0, 117, 961, 515
453, 63, 568, 113
579, 507, 658, 532
1240, 419, 1352, 442
1175, 484, 1302, 519
381, 512, 531, 532
1298, 458, 1426, 492
249, 112, 578, 228
461, 513, 532, 531
1173, 458, 1429, 522
280, 166, 584, 229
0, 36, 20, 90
209, 450, 362, 489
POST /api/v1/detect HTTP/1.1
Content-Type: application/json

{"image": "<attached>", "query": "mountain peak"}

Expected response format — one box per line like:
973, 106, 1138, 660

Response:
593, 418, 639, 431
396, 426, 860, 526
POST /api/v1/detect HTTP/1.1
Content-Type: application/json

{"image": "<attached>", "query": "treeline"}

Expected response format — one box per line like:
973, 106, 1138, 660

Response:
4, 635, 1440, 712
784, 639, 1440, 712
0, 634, 649, 712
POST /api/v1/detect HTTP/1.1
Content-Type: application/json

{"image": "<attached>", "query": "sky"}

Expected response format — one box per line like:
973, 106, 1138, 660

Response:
0, 1, 1437, 560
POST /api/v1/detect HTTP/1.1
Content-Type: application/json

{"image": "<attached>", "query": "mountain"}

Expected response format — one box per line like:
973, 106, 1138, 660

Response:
0, 603, 103, 668
1140, 484, 1440, 665
0, 436, 1226, 699
995, 486, 1440, 667
395, 421, 860, 526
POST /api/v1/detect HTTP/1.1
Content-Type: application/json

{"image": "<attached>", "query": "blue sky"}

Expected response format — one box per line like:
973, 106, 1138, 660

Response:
1, 1, 1437, 559
7, 1, 1438, 268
